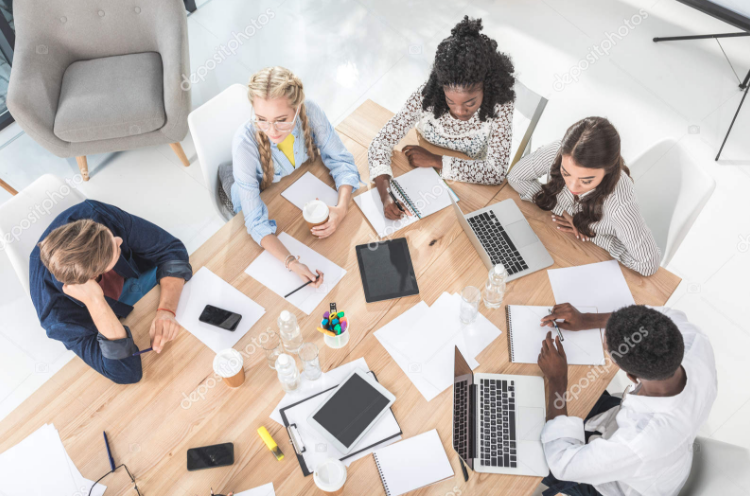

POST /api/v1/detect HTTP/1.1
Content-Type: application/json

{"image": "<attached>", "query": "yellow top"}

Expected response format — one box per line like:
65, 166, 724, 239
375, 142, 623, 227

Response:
277, 133, 295, 167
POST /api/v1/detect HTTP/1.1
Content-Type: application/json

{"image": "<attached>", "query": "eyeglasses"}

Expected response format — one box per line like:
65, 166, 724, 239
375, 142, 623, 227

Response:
254, 105, 300, 133
88, 463, 142, 496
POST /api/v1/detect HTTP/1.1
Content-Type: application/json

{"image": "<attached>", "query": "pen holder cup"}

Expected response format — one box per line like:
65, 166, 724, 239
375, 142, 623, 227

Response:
323, 325, 350, 349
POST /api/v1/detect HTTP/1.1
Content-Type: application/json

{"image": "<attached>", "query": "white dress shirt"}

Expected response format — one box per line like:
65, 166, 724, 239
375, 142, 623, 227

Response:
541, 308, 717, 496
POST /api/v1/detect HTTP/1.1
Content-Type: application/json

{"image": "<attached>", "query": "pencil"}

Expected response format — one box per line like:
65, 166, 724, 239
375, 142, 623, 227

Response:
284, 274, 320, 298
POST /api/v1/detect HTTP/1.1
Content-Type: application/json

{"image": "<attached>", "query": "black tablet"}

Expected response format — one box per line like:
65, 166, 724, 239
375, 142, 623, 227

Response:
355, 238, 419, 303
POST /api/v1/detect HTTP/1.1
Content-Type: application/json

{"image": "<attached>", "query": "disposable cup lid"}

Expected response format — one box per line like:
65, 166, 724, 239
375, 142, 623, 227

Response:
213, 348, 243, 378
314, 458, 347, 490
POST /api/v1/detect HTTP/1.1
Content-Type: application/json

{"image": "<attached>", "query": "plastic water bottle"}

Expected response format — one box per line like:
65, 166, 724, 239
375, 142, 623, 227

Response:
275, 353, 300, 392
482, 264, 507, 309
278, 310, 303, 353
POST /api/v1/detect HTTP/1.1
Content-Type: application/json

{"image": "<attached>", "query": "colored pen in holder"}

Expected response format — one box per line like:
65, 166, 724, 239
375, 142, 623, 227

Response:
316, 303, 350, 349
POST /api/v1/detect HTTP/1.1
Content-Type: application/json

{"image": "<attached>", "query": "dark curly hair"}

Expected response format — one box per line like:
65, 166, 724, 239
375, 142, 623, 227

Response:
421, 16, 515, 122
606, 305, 684, 381
533, 117, 630, 239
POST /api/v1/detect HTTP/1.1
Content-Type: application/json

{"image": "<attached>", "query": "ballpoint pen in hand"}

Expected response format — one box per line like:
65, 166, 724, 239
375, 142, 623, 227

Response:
549, 308, 564, 342
388, 189, 406, 213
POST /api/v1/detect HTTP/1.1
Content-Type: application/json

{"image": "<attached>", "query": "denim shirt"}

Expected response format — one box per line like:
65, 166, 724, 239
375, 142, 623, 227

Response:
29, 200, 193, 384
230, 99, 361, 244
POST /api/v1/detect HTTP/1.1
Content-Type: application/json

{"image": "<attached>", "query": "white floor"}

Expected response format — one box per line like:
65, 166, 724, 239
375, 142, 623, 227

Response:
1, 0, 749, 450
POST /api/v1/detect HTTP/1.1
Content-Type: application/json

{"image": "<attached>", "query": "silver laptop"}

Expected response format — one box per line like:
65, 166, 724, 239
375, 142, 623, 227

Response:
451, 196, 553, 281
452, 347, 549, 476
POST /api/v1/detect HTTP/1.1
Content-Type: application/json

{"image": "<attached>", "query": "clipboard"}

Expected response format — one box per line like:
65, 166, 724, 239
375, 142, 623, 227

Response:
279, 370, 402, 476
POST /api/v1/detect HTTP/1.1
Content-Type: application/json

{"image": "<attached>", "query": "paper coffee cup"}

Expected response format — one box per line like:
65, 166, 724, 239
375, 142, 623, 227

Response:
303, 200, 330, 229
213, 348, 245, 388
313, 458, 347, 494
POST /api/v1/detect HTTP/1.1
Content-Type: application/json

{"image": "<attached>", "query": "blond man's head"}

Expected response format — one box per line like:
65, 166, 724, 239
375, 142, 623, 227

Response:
38, 220, 121, 285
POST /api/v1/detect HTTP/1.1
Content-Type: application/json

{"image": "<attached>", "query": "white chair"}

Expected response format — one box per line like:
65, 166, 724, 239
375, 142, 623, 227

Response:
628, 139, 715, 267
508, 79, 548, 172
0, 174, 86, 293
678, 437, 750, 495
188, 83, 252, 221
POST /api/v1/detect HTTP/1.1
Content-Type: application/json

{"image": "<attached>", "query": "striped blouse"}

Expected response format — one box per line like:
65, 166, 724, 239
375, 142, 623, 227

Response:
507, 141, 660, 276
368, 84, 514, 185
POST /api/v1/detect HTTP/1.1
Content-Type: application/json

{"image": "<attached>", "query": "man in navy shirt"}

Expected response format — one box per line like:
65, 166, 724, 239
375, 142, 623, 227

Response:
30, 200, 193, 384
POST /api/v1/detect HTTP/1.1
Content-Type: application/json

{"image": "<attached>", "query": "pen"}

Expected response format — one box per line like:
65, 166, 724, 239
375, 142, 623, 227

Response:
459, 457, 470, 481
132, 347, 153, 356
549, 308, 564, 342
103, 431, 116, 472
388, 189, 406, 213
258, 426, 284, 461
284, 274, 320, 299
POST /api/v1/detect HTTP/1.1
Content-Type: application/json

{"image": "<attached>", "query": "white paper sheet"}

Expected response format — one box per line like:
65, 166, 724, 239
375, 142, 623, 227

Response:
270, 358, 369, 424
547, 260, 636, 313
235, 482, 276, 496
281, 371, 401, 471
175, 267, 266, 353
244, 232, 346, 315
281, 172, 339, 210
375, 294, 502, 402
507, 305, 604, 365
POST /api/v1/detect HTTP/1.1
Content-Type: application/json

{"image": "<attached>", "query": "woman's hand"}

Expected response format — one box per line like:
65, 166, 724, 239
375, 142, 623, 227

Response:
552, 212, 590, 242
402, 145, 442, 169
312, 203, 346, 239
374, 174, 412, 220
290, 261, 324, 288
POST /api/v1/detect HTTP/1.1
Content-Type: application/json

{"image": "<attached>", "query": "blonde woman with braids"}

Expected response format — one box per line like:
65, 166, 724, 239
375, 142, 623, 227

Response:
218, 67, 360, 286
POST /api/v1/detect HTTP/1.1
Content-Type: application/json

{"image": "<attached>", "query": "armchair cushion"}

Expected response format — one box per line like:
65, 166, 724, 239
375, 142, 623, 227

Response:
53, 52, 166, 143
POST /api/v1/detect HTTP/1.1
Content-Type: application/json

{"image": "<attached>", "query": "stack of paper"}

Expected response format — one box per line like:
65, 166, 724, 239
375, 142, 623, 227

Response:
0, 423, 106, 496
175, 267, 267, 353
375, 293, 502, 401
245, 232, 347, 314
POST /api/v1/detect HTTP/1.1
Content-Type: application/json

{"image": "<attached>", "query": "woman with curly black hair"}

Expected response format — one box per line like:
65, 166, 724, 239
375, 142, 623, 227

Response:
368, 16, 516, 220
508, 117, 660, 276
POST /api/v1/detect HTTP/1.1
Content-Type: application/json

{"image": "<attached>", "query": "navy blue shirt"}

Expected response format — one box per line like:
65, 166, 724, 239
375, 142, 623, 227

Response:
29, 200, 193, 384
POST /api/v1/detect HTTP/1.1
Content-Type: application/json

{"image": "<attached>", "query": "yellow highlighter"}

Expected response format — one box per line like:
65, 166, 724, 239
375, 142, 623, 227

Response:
258, 426, 284, 461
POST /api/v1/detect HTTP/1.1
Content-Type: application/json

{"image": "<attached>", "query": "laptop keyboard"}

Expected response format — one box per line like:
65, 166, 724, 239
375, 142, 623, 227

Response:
453, 380, 470, 462
479, 379, 517, 468
468, 211, 529, 275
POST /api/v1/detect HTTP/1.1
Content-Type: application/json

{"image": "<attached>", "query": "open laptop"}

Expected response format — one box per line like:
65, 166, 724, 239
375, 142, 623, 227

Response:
450, 196, 553, 282
452, 347, 549, 476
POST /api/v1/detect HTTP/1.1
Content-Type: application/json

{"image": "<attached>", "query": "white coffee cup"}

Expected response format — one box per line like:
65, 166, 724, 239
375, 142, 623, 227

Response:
313, 458, 347, 494
213, 348, 245, 388
303, 200, 330, 230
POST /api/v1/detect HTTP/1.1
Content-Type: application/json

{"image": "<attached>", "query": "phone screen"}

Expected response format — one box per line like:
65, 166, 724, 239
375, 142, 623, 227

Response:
198, 305, 242, 331
187, 442, 234, 471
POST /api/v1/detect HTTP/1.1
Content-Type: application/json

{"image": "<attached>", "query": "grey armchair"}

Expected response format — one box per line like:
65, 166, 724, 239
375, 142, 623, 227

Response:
7, 0, 191, 181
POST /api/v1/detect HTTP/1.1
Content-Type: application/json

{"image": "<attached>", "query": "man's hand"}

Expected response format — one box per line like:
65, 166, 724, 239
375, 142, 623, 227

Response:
538, 331, 568, 382
541, 303, 610, 331
150, 310, 182, 353
552, 211, 590, 242
312, 203, 347, 239
62, 279, 105, 306
403, 145, 442, 169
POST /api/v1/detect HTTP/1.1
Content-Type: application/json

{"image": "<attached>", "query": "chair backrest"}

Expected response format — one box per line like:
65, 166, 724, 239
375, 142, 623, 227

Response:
188, 83, 253, 221
0, 174, 86, 293
628, 138, 715, 267
508, 79, 548, 171
678, 437, 750, 495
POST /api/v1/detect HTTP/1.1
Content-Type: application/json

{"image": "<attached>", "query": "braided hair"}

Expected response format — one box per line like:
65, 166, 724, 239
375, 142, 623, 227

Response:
422, 16, 515, 121
247, 67, 319, 190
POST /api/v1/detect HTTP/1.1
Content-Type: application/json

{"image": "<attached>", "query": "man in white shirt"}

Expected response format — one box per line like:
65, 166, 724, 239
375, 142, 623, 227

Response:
536, 304, 717, 496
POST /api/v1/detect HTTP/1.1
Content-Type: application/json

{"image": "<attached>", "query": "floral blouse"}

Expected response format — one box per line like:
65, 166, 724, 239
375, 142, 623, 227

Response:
368, 84, 514, 185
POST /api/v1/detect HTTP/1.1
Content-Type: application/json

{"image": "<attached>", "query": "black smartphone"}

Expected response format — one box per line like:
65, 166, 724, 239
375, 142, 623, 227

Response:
198, 305, 242, 331
187, 442, 234, 471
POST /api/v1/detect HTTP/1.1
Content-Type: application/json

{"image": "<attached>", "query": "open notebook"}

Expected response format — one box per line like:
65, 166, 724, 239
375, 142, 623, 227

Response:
506, 305, 605, 365
355, 168, 457, 238
372, 429, 454, 496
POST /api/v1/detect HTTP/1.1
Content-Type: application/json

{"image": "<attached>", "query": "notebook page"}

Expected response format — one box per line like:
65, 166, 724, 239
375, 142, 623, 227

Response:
392, 168, 455, 218
508, 305, 604, 365
353, 189, 419, 238
373, 429, 454, 496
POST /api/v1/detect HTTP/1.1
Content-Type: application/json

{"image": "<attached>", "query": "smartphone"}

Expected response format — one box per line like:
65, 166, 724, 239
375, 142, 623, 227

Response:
187, 442, 234, 471
198, 305, 242, 331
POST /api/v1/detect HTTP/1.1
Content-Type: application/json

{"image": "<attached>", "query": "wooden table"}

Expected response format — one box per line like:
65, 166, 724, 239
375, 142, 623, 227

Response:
0, 101, 680, 496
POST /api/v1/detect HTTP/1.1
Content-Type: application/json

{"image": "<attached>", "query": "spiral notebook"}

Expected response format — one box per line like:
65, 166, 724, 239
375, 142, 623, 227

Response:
354, 168, 457, 238
372, 429, 454, 496
506, 305, 605, 365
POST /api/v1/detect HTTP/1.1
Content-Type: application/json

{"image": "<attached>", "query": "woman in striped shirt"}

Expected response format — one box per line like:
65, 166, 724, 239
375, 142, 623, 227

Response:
507, 117, 660, 276
369, 16, 515, 220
